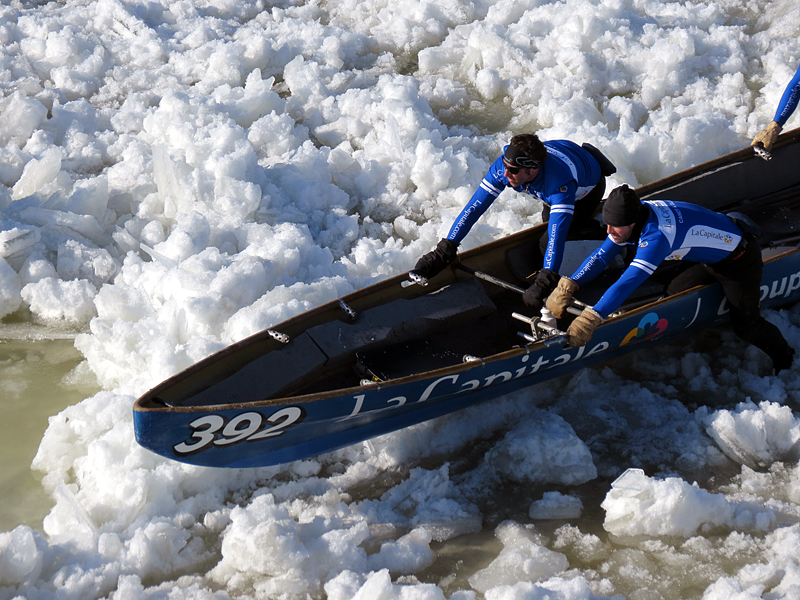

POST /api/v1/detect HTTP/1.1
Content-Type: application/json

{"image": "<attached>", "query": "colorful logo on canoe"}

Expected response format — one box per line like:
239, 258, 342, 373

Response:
621, 312, 668, 346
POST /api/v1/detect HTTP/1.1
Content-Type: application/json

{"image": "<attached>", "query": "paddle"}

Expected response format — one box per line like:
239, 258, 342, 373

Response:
455, 264, 586, 315
455, 264, 526, 294
403, 264, 586, 314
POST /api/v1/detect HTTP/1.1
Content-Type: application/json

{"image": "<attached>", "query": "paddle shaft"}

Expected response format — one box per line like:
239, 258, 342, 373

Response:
457, 264, 586, 313
456, 264, 526, 294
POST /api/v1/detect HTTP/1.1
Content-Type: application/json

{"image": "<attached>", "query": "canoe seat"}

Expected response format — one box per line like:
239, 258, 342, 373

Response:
182, 277, 496, 406
307, 277, 495, 362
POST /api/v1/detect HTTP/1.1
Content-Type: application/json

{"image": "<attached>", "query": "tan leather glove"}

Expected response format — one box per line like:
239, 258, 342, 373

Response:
567, 307, 604, 348
752, 121, 782, 152
545, 277, 579, 318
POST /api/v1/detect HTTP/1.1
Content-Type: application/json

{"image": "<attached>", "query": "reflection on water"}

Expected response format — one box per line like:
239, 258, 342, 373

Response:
0, 325, 100, 533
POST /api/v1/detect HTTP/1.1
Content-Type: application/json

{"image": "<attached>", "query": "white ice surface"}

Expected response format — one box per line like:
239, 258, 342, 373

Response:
1, 0, 800, 599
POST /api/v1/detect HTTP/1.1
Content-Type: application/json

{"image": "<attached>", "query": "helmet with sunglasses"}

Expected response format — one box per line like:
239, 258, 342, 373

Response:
503, 134, 547, 172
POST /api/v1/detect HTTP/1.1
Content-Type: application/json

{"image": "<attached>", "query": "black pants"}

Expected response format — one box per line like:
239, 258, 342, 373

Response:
666, 237, 793, 371
537, 177, 608, 258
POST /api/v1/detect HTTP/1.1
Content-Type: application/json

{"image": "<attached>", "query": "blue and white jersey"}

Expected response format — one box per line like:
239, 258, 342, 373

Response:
774, 63, 800, 127
570, 200, 744, 318
446, 140, 601, 272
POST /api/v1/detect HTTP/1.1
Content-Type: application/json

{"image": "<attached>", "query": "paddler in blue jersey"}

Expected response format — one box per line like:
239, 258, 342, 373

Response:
752, 62, 800, 152
545, 185, 795, 373
412, 133, 615, 310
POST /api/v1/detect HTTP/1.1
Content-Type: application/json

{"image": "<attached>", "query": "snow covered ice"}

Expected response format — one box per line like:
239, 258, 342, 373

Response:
2, 0, 800, 599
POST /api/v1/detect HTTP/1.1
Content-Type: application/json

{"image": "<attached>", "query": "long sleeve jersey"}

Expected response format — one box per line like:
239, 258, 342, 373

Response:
774, 63, 800, 126
446, 140, 601, 272
569, 200, 744, 318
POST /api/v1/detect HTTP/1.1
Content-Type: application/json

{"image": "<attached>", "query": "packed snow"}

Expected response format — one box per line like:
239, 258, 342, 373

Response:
2, 0, 800, 598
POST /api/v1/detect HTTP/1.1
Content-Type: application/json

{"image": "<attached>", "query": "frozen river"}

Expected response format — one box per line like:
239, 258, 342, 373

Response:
2, 0, 800, 599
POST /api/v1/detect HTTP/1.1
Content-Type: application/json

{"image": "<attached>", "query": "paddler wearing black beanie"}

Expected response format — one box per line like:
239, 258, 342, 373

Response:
601, 184, 649, 227
544, 185, 795, 374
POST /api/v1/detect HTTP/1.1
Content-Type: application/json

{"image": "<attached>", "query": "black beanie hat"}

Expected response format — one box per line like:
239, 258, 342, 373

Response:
603, 185, 643, 226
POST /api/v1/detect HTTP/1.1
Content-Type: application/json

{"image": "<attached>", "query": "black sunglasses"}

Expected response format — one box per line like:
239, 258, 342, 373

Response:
504, 160, 540, 175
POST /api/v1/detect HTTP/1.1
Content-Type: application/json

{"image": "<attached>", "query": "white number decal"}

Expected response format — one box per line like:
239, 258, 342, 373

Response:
248, 407, 305, 440
173, 415, 225, 455
173, 407, 306, 456
215, 412, 262, 446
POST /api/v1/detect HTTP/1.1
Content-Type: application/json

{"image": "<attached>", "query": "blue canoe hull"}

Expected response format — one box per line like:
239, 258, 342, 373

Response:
133, 248, 800, 468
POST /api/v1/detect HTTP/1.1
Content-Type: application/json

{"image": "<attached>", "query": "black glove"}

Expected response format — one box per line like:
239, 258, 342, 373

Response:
522, 268, 560, 311
412, 238, 459, 279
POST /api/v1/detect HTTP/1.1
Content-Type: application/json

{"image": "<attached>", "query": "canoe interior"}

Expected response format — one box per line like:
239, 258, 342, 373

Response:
137, 129, 800, 410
